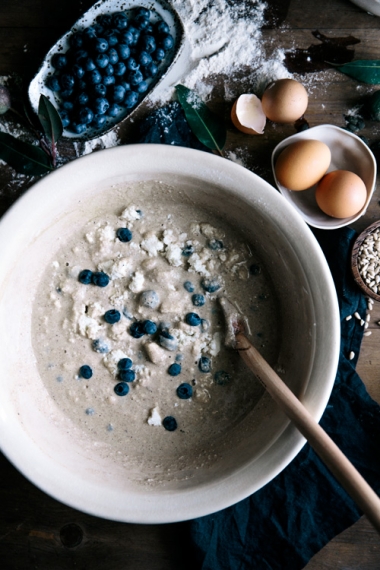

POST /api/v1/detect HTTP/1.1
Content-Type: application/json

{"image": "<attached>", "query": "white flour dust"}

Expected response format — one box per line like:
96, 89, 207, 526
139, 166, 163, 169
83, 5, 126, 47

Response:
150, 0, 290, 104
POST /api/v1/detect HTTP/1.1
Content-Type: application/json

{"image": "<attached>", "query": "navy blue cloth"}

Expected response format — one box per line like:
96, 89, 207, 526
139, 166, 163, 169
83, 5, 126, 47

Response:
135, 105, 380, 570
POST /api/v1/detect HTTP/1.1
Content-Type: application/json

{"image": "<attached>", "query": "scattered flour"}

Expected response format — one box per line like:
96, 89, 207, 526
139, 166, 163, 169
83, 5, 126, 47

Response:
149, 0, 290, 104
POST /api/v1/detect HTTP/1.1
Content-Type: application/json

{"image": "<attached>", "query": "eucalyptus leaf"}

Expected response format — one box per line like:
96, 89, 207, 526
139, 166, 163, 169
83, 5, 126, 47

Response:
175, 85, 226, 152
336, 60, 380, 84
38, 94, 63, 143
0, 132, 52, 175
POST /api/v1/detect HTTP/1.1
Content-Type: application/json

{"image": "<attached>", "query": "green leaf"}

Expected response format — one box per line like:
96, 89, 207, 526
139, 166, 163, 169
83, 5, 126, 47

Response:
336, 60, 380, 84
175, 85, 226, 152
38, 94, 63, 143
0, 132, 52, 175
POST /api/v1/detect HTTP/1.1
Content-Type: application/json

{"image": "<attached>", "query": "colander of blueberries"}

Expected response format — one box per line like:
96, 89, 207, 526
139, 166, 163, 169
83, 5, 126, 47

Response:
28, 0, 186, 140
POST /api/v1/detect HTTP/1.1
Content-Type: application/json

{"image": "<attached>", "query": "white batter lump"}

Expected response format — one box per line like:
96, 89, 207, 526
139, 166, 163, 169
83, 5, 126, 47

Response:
32, 181, 280, 481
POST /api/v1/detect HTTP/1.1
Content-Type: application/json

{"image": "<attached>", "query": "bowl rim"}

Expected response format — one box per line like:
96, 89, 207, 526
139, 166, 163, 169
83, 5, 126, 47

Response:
271, 124, 377, 230
0, 144, 341, 523
351, 219, 380, 302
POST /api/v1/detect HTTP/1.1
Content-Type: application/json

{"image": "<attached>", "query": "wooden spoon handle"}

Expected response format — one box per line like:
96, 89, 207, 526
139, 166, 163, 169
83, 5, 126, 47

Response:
236, 332, 380, 534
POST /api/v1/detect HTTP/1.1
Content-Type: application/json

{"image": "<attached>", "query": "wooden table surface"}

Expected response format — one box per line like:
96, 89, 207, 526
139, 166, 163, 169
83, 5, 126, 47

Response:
1, 0, 380, 568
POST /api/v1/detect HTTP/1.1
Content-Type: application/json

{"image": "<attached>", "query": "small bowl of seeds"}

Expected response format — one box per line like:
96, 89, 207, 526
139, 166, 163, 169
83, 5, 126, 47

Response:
351, 220, 380, 302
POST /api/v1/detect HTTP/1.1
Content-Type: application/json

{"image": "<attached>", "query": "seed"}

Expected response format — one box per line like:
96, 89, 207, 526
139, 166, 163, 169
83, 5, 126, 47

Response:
345, 315, 352, 321
364, 331, 372, 336
366, 314, 371, 322
354, 312, 361, 320
349, 351, 355, 360
360, 319, 365, 326
365, 322, 369, 329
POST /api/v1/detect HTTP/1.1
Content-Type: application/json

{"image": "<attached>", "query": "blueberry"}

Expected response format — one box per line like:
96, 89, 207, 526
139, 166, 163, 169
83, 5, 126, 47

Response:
116, 227, 132, 242
168, 363, 181, 376
92, 23, 104, 37
124, 90, 139, 108
156, 21, 170, 36
138, 51, 152, 67
97, 14, 113, 28
153, 48, 166, 62
119, 369, 135, 382
125, 57, 139, 71
92, 83, 107, 97
114, 382, 129, 396
104, 309, 121, 324
107, 48, 119, 65
88, 69, 102, 84
79, 365, 93, 379
182, 245, 194, 256
135, 80, 148, 94
118, 358, 132, 370
52, 53, 68, 70
118, 79, 131, 90
159, 34, 174, 51
104, 62, 115, 76
95, 53, 109, 69
130, 321, 146, 338
208, 239, 224, 250
163, 416, 177, 431
78, 269, 92, 284
199, 356, 211, 373
60, 89, 74, 99
114, 62, 127, 76
46, 75, 61, 91
86, 408, 95, 416
134, 15, 150, 31
103, 75, 115, 87
140, 35, 156, 54
159, 330, 178, 351
92, 114, 107, 129
144, 63, 158, 78
120, 29, 135, 46
145, 23, 154, 34
70, 32, 84, 49
71, 122, 87, 134
111, 84, 126, 103
93, 37, 109, 53
78, 106, 94, 125
192, 294, 205, 307
83, 26, 97, 42
103, 29, 119, 47
59, 110, 70, 128
75, 91, 89, 106
91, 271, 110, 287
117, 43, 131, 60
143, 320, 157, 334
93, 97, 110, 115
77, 79, 87, 91
184, 281, 195, 292
92, 338, 109, 353
185, 312, 201, 326
60, 73, 75, 90
176, 383, 192, 399
83, 57, 96, 72
135, 7, 151, 20
107, 103, 120, 117
74, 49, 89, 63
128, 70, 143, 86
71, 63, 84, 79
214, 371, 232, 386
140, 290, 159, 309
201, 278, 221, 293
249, 263, 261, 276
126, 26, 140, 46
112, 12, 128, 30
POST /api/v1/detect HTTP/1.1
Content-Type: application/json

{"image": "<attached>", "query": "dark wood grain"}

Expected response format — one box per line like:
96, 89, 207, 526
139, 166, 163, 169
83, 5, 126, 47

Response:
1, 0, 380, 568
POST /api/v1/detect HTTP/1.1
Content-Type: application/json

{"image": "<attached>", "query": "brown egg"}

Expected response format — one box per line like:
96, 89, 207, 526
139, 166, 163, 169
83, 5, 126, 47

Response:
262, 79, 308, 123
316, 170, 367, 218
275, 140, 331, 191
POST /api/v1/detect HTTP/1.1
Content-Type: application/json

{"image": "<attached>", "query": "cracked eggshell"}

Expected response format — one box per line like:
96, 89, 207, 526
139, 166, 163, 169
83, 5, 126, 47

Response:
231, 94, 266, 135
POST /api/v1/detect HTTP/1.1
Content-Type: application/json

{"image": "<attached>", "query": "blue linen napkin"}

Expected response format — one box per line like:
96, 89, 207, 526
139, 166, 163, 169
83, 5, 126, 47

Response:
135, 102, 380, 570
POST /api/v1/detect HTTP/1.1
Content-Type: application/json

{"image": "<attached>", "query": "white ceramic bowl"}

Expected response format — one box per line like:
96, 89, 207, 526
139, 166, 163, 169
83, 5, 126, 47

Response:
0, 145, 340, 523
271, 124, 377, 230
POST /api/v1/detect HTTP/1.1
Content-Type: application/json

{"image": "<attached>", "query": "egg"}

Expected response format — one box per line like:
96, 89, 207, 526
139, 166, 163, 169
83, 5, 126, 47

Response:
315, 170, 367, 218
274, 139, 331, 191
262, 79, 308, 123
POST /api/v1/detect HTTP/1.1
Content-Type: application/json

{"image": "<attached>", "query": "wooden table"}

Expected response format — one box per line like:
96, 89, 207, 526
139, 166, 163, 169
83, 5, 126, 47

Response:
1, 0, 380, 567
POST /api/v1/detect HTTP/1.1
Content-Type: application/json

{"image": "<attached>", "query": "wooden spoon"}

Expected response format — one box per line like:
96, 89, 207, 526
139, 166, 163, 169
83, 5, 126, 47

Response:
219, 297, 380, 534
